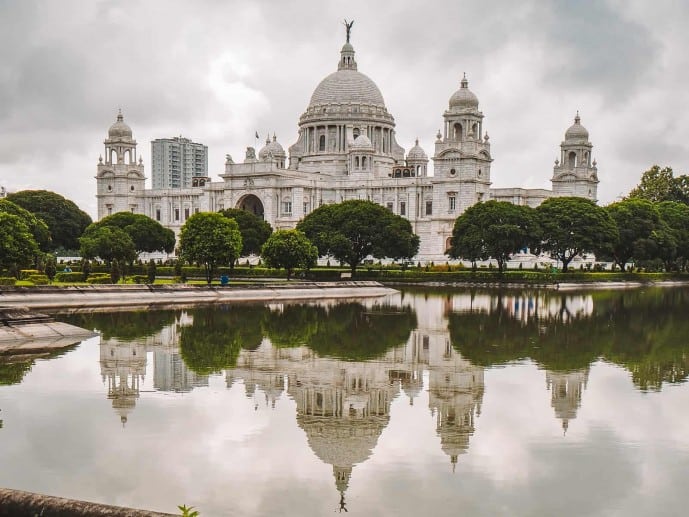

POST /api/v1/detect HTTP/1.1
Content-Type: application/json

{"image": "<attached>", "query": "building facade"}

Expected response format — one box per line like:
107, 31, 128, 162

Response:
95, 33, 599, 261
151, 136, 208, 189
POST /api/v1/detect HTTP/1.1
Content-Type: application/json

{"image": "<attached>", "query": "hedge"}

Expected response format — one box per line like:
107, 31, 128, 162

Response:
54, 272, 84, 283
27, 274, 50, 285
0, 277, 16, 286
19, 269, 40, 280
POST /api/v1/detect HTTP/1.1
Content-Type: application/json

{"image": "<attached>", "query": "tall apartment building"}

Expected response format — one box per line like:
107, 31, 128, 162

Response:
151, 136, 208, 189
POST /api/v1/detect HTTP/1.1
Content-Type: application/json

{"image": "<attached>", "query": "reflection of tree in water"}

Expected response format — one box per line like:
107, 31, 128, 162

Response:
305, 303, 417, 361
449, 288, 689, 390
180, 305, 269, 374
0, 345, 80, 386
262, 304, 321, 348
61, 310, 177, 341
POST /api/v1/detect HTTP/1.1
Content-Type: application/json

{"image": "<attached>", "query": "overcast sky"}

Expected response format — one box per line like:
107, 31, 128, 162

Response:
1, 0, 688, 218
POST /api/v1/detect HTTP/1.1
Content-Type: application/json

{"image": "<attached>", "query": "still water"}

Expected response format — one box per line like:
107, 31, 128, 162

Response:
2, 287, 689, 516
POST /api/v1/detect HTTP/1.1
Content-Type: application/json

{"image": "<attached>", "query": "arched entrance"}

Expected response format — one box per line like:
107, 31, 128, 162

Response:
237, 194, 264, 219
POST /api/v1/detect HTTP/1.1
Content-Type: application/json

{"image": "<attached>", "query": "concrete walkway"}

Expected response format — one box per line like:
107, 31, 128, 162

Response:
0, 282, 397, 310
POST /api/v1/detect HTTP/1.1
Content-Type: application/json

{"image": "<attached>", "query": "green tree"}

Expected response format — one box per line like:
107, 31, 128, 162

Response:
90, 212, 175, 254
178, 212, 242, 284
45, 256, 57, 282
6, 190, 92, 251
0, 212, 40, 273
261, 229, 317, 280
657, 201, 689, 271
110, 259, 121, 284
220, 208, 273, 256
536, 197, 618, 272
447, 201, 538, 272
81, 259, 92, 282
628, 165, 689, 204
79, 225, 137, 267
0, 199, 51, 252
297, 200, 419, 275
605, 198, 674, 271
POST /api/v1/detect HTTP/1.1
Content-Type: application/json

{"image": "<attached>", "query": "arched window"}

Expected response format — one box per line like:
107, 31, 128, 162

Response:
355, 156, 360, 169
111, 149, 118, 164
568, 151, 577, 168
362, 156, 367, 168
445, 237, 453, 252
319, 135, 325, 151
471, 123, 478, 137
353, 128, 360, 138
453, 123, 463, 141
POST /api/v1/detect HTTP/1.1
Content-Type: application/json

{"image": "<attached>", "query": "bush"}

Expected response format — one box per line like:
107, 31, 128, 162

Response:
131, 275, 148, 284
19, 269, 40, 280
54, 271, 84, 283
0, 277, 16, 286
27, 274, 50, 285
86, 274, 111, 284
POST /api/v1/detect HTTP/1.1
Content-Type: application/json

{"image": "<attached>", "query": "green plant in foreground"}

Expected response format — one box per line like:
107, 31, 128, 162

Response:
178, 504, 199, 517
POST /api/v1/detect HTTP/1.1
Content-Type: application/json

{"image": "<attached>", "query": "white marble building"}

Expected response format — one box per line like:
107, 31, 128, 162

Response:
96, 32, 599, 262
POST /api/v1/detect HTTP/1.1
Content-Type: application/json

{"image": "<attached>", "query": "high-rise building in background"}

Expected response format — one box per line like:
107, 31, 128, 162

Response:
151, 136, 208, 189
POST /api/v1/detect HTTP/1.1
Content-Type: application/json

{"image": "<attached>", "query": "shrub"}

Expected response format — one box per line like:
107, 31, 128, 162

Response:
86, 274, 111, 284
54, 272, 84, 282
0, 277, 16, 286
131, 275, 148, 284
147, 259, 156, 283
19, 269, 40, 280
28, 274, 50, 285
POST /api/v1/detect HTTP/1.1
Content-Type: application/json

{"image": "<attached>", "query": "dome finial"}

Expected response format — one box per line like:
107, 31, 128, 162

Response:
415, 137, 419, 146
575, 111, 580, 124
461, 73, 468, 88
117, 107, 123, 122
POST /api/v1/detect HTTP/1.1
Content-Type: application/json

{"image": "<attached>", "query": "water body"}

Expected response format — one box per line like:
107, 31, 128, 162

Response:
1, 287, 689, 516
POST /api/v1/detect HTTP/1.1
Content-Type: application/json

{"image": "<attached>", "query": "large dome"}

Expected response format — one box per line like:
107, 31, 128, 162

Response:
449, 76, 479, 110
309, 69, 386, 108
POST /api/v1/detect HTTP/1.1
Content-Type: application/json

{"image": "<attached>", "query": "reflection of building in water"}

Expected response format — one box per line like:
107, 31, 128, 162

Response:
448, 291, 593, 324
98, 311, 204, 424
226, 295, 485, 506
546, 369, 589, 433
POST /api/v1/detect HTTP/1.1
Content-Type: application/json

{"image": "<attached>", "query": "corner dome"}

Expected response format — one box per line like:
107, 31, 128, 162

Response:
351, 134, 372, 149
108, 111, 132, 140
449, 75, 479, 110
565, 113, 589, 141
407, 138, 428, 161
309, 70, 386, 108
259, 134, 286, 160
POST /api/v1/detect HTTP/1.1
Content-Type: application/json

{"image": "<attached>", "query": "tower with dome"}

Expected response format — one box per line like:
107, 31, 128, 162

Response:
95, 25, 600, 261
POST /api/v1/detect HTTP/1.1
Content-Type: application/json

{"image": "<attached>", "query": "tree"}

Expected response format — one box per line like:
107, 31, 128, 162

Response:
178, 212, 242, 284
261, 229, 317, 280
87, 212, 175, 254
0, 212, 40, 273
605, 198, 675, 271
45, 256, 57, 282
657, 201, 689, 271
6, 190, 92, 251
220, 208, 273, 256
628, 165, 689, 204
536, 197, 618, 272
79, 225, 137, 265
0, 199, 51, 252
447, 201, 539, 272
297, 200, 419, 275
147, 259, 157, 283
110, 259, 121, 284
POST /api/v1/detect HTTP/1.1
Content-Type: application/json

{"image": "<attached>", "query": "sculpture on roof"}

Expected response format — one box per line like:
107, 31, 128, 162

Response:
343, 19, 354, 43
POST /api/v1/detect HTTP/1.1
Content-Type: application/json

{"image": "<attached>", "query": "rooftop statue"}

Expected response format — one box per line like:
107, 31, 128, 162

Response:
343, 19, 354, 43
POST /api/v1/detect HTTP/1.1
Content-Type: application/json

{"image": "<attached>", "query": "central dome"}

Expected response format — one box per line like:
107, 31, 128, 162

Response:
309, 69, 386, 108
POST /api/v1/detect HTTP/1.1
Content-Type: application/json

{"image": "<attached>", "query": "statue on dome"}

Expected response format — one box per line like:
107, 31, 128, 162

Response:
343, 19, 354, 43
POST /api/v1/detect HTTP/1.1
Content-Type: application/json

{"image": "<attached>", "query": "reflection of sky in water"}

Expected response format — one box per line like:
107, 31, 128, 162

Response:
1, 288, 689, 516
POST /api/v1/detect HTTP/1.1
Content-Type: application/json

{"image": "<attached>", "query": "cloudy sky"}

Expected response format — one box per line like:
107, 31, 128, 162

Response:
1, 0, 688, 218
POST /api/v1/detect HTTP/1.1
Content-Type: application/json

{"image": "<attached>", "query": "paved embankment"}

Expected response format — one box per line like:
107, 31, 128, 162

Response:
0, 282, 396, 311
0, 307, 97, 354
0, 487, 176, 516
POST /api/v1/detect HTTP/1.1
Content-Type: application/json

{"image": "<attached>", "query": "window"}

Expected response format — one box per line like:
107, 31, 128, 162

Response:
155, 209, 161, 221
319, 135, 325, 151
107, 205, 112, 216
175, 208, 180, 221
303, 202, 309, 214
400, 201, 406, 216
449, 196, 456, 212
355, 156, 360, 169
423, 335, 429, 349
194, 207, 199, 214
386, 202, 393, 211
425, 201, 433, 216
283, 201, 292, 214
184, 208, 190, 220
449, 168, 456, 176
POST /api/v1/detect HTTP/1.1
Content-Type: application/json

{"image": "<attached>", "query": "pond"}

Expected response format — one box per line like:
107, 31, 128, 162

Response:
2, 287, 689, 516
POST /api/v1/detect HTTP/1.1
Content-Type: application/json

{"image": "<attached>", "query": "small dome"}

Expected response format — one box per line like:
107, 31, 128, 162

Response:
407, 138, 428, 161
108, 111, 132, 139
449, 75, 479, 110
351, 134, 372, 149
565, 113, 589, 141
259, 134, 286, 160
341, 42, 354, 53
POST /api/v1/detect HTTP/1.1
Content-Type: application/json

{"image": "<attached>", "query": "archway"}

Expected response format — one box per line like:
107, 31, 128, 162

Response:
237, 194, 265, 219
